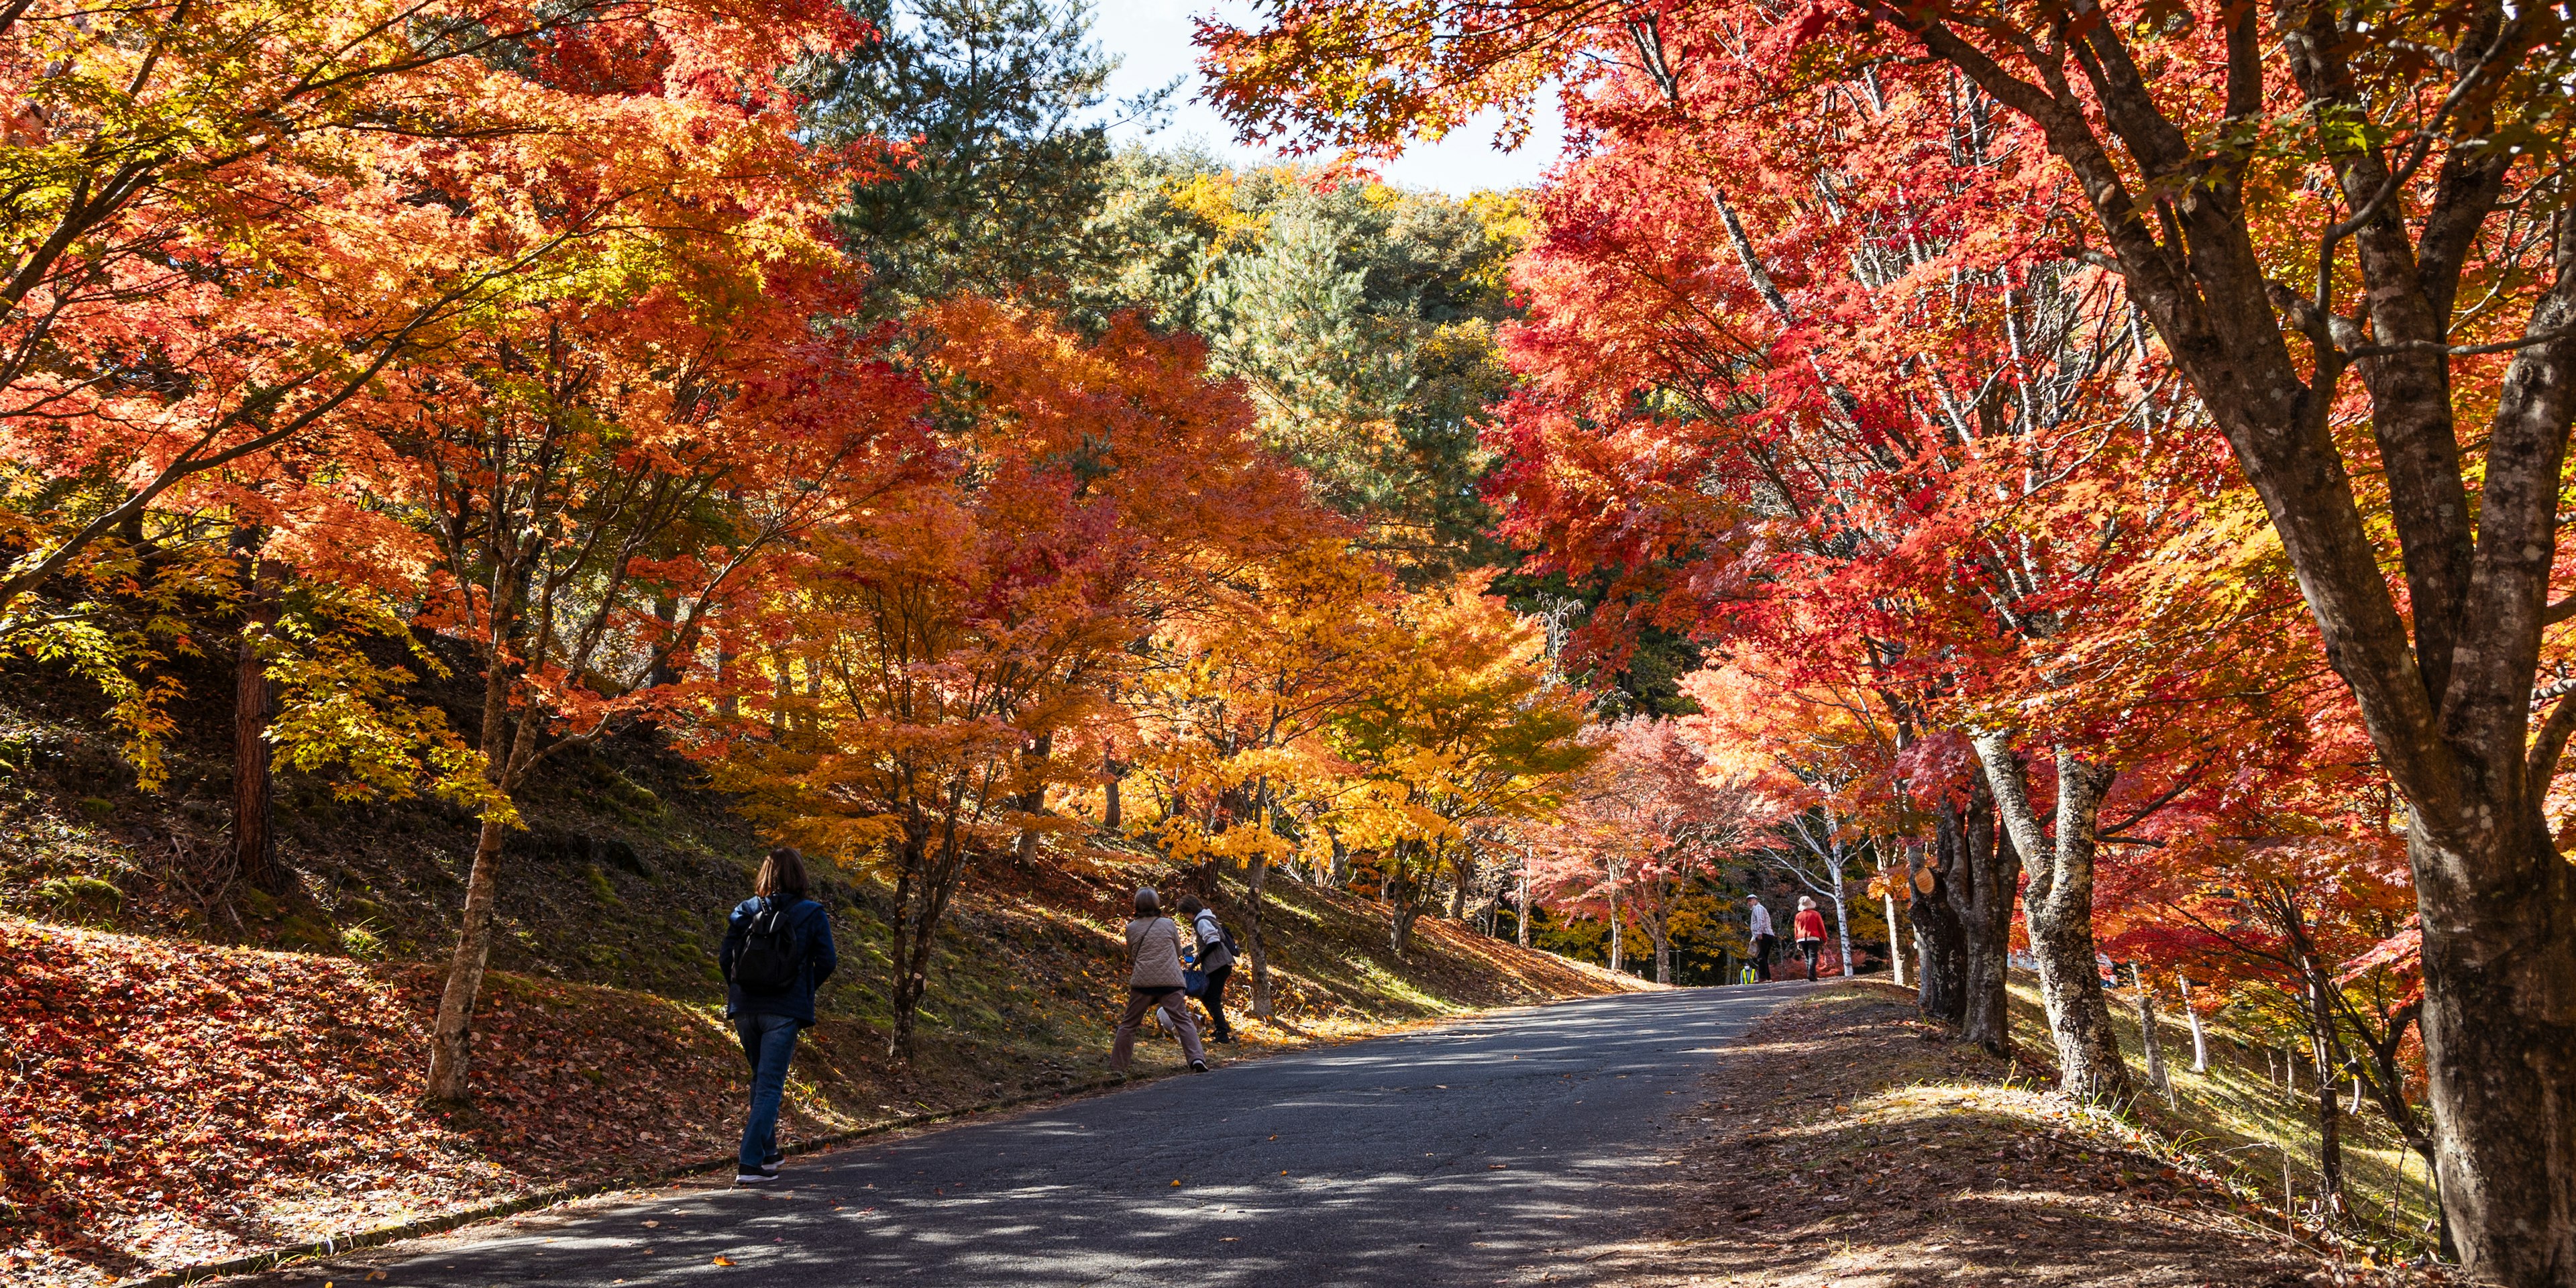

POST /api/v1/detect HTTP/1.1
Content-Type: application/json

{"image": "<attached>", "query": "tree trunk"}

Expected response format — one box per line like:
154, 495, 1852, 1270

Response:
1245, 850, 1274, 1018
425, 813, 509, 1104
2179, 973, 2209, 1073
2132, 963, 2167, 1091
229, 545, 288, 896
2308, 977, 2348, 1218
2412, 824, 2576, 1277
1607, 890, 1623, 974
425, 659, 541, 1106
888, 909, 938, 1059
1884, 876, 1905, 988
1516, 866, 1531, 948
1013, 733, 1051, 865
1947, 775, 2019, 1056
1828, 861, 1854, 978
1102, 758, 1122, 830
885, 836, 924, 1059
886, 814, 976, 1061
1912, 833, 1968, 1025
1651, 930, 1670, 985
1976, 737, 2131, 1102
1387, 849, 1420, 957
1447, 845, 1472, 920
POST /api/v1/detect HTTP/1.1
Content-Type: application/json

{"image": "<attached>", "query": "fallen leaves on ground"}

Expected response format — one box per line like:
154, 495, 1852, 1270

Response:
1597, 984, 2460, 1288
0, 918, 847, 1287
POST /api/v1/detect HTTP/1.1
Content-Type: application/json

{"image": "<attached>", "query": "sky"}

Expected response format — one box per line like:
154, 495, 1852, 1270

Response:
1092, 0, 1567, 195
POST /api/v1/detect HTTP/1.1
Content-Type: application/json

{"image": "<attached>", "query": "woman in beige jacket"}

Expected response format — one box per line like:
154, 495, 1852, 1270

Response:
1111, 888, 1209, 1075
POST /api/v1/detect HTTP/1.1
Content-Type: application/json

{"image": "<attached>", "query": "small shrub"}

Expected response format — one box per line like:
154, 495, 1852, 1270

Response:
341, 924, 386, 960
36, 874, 123, 912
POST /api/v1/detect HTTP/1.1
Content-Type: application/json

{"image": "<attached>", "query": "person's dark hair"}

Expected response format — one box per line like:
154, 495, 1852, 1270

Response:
755, 847, 809, 902
1177, 896, 1203, 916
1133, 887, 1160, 917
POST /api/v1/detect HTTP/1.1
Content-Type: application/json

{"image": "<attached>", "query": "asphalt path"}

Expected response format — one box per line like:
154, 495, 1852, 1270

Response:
317, 983, 1807, 1287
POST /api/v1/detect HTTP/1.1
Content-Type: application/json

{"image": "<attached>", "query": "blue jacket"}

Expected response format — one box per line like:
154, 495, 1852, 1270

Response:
720, 896, 837, 1026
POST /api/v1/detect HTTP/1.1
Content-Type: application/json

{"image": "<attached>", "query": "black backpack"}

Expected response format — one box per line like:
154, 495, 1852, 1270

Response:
733, 898, 801, 994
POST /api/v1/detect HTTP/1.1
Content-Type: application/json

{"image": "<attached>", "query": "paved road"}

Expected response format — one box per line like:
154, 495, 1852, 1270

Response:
319, 985, 1803, 1287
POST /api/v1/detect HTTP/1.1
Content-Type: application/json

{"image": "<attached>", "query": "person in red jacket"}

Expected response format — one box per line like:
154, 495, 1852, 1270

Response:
1792, 896, 1828, 981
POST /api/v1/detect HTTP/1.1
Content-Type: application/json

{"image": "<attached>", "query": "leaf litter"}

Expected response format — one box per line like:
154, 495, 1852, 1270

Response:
1592, 984, 2465, 1288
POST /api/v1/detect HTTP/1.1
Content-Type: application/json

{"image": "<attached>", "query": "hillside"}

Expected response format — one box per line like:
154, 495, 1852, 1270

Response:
0, 661, 1645, 1288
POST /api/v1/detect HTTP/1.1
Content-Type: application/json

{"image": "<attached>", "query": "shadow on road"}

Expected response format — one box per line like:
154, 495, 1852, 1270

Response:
295, 986, 1809, 1288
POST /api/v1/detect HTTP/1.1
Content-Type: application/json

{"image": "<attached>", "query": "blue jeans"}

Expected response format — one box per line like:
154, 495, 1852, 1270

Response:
734, 1012, 800, 1170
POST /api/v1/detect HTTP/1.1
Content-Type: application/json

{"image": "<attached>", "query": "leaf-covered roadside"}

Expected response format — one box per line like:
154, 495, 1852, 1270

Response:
1597, 985, 2459, 1288
0, 918, 811, 1285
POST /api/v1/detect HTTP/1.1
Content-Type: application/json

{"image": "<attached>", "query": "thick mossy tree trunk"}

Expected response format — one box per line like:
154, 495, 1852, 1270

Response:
1911, 833, 1967, 1026
1945, 774, 2019, 1056
1974, 737, 2131, 1102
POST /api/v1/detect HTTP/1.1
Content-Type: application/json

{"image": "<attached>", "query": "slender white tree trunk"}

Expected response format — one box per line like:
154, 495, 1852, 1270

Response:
1884, 878, 1905, 987
1828, 839, 1855, 978
1517, 865, 1531, 949
2132, 962, 2167, 1089
2179, 973, 2209, 1073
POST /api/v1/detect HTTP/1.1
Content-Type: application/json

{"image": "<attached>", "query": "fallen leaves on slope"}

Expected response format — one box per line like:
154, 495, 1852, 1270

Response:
1598, 985, 2450, 1288
0, 918, 811, 1286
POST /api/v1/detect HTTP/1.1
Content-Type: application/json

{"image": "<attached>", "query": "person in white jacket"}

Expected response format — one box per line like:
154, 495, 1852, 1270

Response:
1746, 895, 1776, 981
1177, 896, 1236, 1043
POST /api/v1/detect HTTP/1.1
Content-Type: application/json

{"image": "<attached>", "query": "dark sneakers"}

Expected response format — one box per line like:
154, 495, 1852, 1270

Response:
735, 1160, 782, 1186
1189, 1060, 1210, 1073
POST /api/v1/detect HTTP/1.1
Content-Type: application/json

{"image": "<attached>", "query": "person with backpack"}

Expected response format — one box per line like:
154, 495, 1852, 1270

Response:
1111, 887, 1208, 1077
719, 847, 838, 1186
1793, 896, 1827, 981
1176, 896, 1236, 1044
